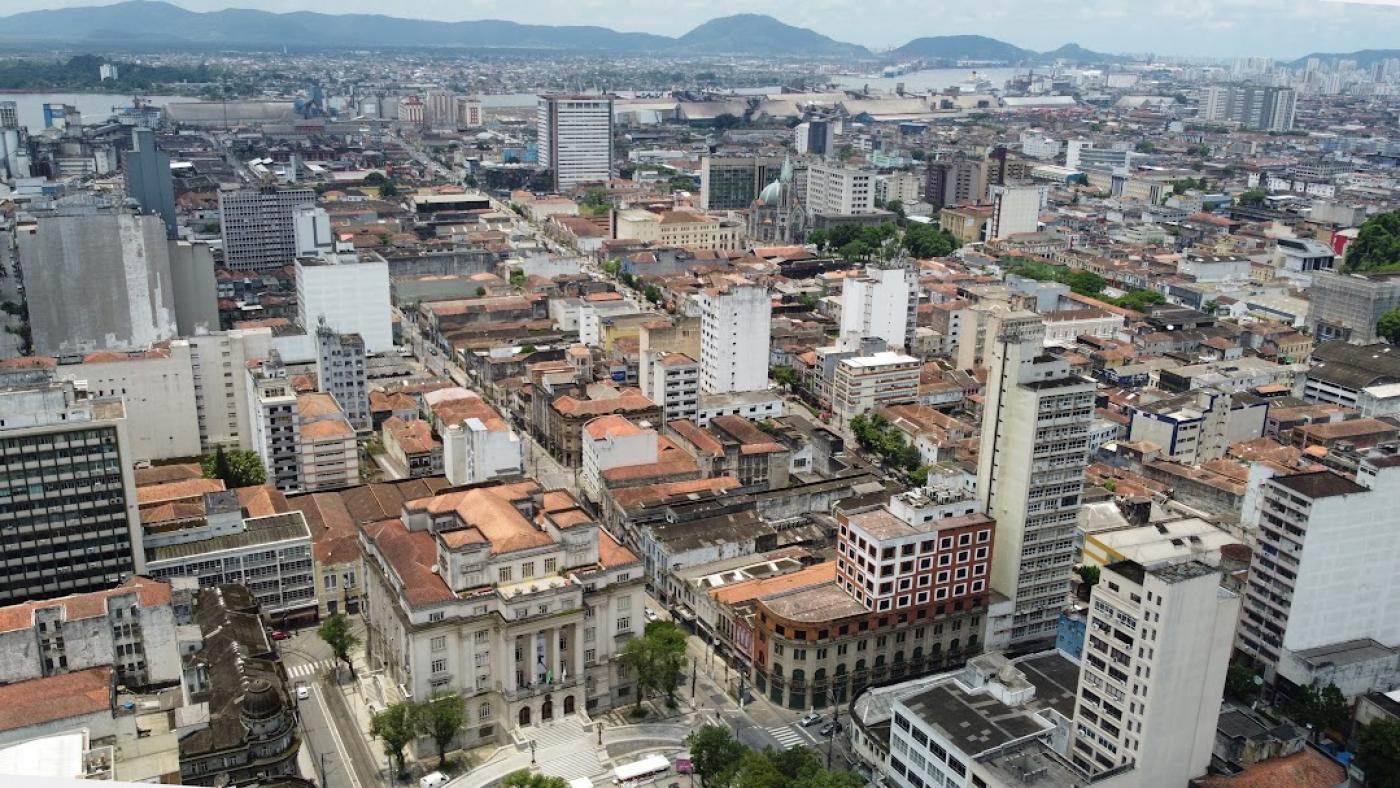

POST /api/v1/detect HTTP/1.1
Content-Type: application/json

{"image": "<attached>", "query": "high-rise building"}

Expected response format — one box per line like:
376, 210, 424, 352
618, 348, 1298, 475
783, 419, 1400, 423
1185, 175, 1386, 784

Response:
125, 127, 176, 238
1236, 461, 1400, 698
1201, 84, 1297, 132
1305, 270, 1400, 344
293, 206, 334, 259
987, 185, 1043, 240
794, 119, 832, 156
187, 327, 274, 452
17, 210, 177, 356
167, 240, 220, 337
806, 161, 876, 216
0, 380, 144, 606
246, 353, 301, 492
840, 262, 918, 350
537, 95, 614, 191
455, 96, 483, 127
924, 157, 986, 208
698, 279, 771, 394
295, 251, 392, 355
643, 350, 700, 423
699, 155, 783, 211
1071, 560, 1239, 785
977, 313, 1095, 645
217, 187, 316, 272
831, 351, 921, 423
315, 320, 370, 432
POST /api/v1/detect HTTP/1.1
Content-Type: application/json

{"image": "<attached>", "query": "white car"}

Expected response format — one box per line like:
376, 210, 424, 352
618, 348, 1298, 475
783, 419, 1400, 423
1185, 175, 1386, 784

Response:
644, 608, 659, 622
799, 712, 823, 727
296, 685, 310, 701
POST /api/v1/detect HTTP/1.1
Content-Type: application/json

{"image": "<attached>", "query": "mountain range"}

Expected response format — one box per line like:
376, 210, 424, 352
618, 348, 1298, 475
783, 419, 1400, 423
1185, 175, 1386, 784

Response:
0, 1, 1130, 63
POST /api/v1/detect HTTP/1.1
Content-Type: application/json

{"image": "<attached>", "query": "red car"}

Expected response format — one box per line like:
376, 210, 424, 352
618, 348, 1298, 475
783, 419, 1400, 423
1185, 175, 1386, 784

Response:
269, 630, 291, 641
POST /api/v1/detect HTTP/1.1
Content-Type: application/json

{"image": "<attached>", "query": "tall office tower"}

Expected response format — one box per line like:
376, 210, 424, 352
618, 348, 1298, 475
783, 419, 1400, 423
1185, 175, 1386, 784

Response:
125, 127, 176, 238
794, 119, 831, 155
1201, 84, 1297, 132
698, 279, 771, 394
1071, 560, 1239, 785
315, 320, 370, 432
806, 160, 876, 217
0, 379, 144, 606
17, 210, 177, 356
537, 95, 614, 191
976, 313, 1095, 645
699, 155, 783, 211
987, 184, 1042, 240
0, 101, 18, 129
1236, 460, 1400, 697
217, 186, 316, 272
840, 262, 918, 350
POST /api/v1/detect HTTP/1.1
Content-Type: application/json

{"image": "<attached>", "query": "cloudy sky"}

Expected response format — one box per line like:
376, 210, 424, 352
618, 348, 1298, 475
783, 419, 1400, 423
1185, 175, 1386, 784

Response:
8, 0, 1400, 58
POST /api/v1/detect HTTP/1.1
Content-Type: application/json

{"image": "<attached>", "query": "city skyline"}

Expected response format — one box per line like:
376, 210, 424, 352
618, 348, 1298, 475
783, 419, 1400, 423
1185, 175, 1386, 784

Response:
1, 0, 1399, 58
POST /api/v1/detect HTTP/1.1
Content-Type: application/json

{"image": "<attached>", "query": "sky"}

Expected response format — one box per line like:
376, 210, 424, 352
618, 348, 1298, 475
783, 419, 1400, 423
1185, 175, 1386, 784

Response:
7, 0, 1400, 58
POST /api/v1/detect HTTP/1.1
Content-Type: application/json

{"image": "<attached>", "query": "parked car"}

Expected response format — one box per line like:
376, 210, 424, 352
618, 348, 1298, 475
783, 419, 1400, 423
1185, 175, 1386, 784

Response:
644, 607, 659, 622
799, 712, 823, 727
296, 685, 310, 701
269, 630, 290, 641
820, 721, 843, 736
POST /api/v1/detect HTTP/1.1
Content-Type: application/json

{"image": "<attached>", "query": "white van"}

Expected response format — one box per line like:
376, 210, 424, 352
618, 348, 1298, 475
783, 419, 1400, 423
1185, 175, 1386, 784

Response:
419, 772, 448, 788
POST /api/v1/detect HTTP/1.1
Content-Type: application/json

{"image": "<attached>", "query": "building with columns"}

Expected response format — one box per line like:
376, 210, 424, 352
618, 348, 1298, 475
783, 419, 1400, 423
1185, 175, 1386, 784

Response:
360, 480, 644, 750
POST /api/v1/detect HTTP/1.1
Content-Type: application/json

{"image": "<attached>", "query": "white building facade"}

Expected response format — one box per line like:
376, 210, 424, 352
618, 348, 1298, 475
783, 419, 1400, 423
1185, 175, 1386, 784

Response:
698, 280, 771, 395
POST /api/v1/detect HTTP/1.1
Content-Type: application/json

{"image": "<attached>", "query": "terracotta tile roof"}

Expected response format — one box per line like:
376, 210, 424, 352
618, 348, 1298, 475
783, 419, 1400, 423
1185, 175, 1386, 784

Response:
406, 482, 560, 555
0, 356, 57, 369
430, 391, 509, 432
553, 388, 657, 418
302, 419, 355, 440
599, 529, 640, 569
0, 578, 172, 634
364, 519, 454, 606
136, 477, 226, 506
668, 419, 723, 457
609, 476, 742, 508
384, 416, 439, 455
236, 485, 290, 518
133, 463, 204, 487
584, 414, 645, 440
0, 665, 112, 731
711, 562, 835, 605
1192, 749, 1344, 788
297, 392, 343, 419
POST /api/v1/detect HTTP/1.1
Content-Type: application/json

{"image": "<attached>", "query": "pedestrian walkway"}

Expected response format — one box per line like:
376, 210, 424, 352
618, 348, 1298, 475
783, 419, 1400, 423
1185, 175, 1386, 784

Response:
766, 724, 807, 750
287, 659, 337, 680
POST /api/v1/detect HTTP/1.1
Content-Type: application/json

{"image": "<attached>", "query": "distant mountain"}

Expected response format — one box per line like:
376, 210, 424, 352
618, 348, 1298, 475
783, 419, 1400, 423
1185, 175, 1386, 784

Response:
1038, 43, 1125, 65
0, 1, 869, 56
1287, 48, 1400, 68
891, 35, 1032, 63
674, 14, 868, 58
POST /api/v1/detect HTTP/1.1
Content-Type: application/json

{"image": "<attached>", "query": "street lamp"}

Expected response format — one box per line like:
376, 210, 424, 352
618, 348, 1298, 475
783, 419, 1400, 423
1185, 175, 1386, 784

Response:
529, 738, 537, 765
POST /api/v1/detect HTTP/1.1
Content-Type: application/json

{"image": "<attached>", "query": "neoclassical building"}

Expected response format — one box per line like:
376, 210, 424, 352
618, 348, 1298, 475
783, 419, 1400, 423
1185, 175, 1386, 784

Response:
361, 480, 644, 749
747, 156, 806, 245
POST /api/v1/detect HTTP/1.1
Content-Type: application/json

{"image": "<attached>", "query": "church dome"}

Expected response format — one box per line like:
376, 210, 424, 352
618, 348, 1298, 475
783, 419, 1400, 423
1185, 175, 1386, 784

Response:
758, 179, 782, 206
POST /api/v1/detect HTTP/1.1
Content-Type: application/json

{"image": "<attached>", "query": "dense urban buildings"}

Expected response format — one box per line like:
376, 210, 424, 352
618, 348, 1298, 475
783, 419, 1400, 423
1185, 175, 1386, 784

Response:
218, 186, 316, 272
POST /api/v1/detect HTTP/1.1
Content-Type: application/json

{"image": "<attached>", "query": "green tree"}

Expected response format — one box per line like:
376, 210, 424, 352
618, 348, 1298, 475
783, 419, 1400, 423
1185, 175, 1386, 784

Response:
1238, 188, 1268, 207
1224, 664, 1259, 702
838, 240, 870, 263
885, 199, 906, 225
643, 284, 663, 304
509, 269, 527, 287
807, 229, 828, 251
379, 181, 400, 199
601, 259, 622, 277
619, 635, 654, 713
713, 113, 742, 131
645, 620, 688, 707
1346, 209, 1400, 273
904, 222, 957, 258
316, 613, 360, 678
1134, 140, 1156, 153
670, 175, 697, 192
1288, 683, 1349, 740
369, 701, 416, 778
200, 448, 267, 488
502, 772, 569, 788
771, 366, 798, 388
1064, 271, 1107, 297
1356, 718, 1400, 788
1076, 564, 1101, 588
363, 171, 390, 186
1379, 307, 1400, 344
686, 724, 746, 787
416, 692, 466, 769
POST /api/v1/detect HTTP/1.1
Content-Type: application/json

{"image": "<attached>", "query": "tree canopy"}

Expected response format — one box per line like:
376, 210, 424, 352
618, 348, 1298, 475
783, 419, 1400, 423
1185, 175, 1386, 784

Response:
1379, 307, 1400, 345
316, 613, 360, 678
1346, 209, 1400, 273
1356, 718, 1400, 788
1287, 683, 1349, 739
1237, 188, 1268, 207
201, 447, 267, 488
503, 772, 569, 788
683, 726, 859, 788
416, 692, 467, 769
369, 701, 416, 777
619, 620, 688, 710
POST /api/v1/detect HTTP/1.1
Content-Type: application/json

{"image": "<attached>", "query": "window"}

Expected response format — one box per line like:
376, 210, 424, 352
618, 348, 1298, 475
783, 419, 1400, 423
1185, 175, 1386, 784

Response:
475, 630, 489, 643
324, 573, 338, 589
479, 703, 492, 721
584, 648, 596, 664
499, 567, 512, 583
428, 611, 444, 623
617, 617, 631, 631
431, 659, 447, 674
431, 636, 446, 652
544, 558, 557, 573
617, 596, 632, 611
522, 562, 535, 579
475, 653, 489, 667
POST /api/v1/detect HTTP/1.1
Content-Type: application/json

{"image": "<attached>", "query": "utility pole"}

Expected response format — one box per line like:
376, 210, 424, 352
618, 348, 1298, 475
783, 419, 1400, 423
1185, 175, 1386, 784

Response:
319, 752, 327, 788
691, 657, 698, 702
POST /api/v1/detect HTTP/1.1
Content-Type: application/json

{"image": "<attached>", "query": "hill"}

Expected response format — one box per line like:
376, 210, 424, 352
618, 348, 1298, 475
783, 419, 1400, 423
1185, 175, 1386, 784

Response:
0, 1, 868, 56
674, 14, 868, 57
1288, 48, 1400, 69
1038, 43, 1125, 64
891, 35, 1032, 63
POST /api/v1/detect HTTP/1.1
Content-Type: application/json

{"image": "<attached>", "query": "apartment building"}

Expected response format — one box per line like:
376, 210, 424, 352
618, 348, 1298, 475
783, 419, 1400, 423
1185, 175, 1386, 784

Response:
246, 354, 301, 492
296, 251, 393, 356
977, 313, 1095, 645
217, 187, 316, 272
1127, 389, 1269, 464
1070, 560, 1238, 786
315, 322, 370, 432
806, 161, 876, 216
700, 155, 783, 211
1237, 460, 1400, 698
187, 327, 273, 452
698, 279, 771, 395
360, 482, 645, 749
832, 352, 921, 423
1305, 271, 1400, 344
537, 95, 614, 191
0, 380, 144, 606
0, 577, 179, 688
1201, 84, 1297, 131
840, 263, 919, 351
643, 351, 700, 424
296, 392, 359, 492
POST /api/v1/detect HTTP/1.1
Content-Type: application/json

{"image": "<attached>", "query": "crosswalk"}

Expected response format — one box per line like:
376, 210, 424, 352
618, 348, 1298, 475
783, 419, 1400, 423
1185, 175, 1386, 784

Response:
766, 724, 809, 750
286, 659, 336, 680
